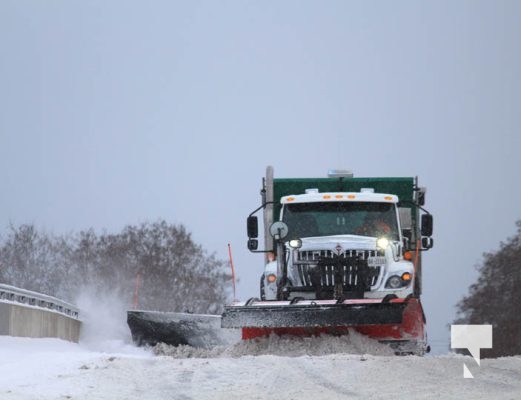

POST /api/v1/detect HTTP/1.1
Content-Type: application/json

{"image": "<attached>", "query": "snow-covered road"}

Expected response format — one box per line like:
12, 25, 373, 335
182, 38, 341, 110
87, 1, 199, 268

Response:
2, 335, 521, 400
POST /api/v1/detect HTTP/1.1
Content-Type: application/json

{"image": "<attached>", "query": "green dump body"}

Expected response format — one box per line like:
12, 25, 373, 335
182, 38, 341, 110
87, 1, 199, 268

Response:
273, 176, 417, 226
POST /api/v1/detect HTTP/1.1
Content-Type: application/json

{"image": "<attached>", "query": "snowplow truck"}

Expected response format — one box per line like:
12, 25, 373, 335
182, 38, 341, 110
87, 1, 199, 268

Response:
221, 167, 434, 355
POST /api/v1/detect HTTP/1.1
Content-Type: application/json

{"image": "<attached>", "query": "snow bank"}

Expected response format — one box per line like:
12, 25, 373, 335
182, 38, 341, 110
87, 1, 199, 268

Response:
2, 286, 520, 400
2, 335, 521, 400
0, 336, 106, 399
154, 330, 394, 358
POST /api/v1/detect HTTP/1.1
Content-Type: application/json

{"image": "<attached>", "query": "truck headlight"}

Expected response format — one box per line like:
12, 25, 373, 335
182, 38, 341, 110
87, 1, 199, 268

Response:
385, 273, 412, 289
289, 239, 302, 249
377, 237, 390, 250
386, 275, 403, 289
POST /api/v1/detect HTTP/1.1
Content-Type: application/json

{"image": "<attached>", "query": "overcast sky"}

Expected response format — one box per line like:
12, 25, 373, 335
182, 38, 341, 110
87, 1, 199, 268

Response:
1, 1, 520, 353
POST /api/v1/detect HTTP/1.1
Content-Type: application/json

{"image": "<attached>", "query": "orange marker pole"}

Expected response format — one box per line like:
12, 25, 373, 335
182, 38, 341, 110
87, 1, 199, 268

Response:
414, 239, 421, 270
228, 243, 237, 302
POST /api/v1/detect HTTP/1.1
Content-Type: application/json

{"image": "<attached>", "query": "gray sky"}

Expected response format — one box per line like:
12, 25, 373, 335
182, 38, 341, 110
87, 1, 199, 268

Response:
1, 1, 520, 353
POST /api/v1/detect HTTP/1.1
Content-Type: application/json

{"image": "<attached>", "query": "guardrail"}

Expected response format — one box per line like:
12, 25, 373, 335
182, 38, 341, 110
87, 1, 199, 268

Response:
0, 283, 80, 319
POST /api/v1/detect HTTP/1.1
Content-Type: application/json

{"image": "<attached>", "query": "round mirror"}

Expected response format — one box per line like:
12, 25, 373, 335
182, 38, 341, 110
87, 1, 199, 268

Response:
269, 221, 289, 240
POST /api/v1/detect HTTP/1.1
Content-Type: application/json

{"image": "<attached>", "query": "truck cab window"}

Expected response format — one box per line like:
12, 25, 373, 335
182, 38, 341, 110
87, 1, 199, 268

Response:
282, 202, 399, 240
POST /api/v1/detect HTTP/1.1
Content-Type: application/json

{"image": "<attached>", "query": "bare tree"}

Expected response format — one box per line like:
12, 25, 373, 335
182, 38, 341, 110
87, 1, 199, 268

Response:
0, 221, 232, 314
0, 224, 63, 296
454, 221, 521, 358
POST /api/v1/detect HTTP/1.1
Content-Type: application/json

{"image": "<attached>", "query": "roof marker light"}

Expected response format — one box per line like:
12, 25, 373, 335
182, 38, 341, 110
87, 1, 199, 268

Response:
305, 188, 319, 194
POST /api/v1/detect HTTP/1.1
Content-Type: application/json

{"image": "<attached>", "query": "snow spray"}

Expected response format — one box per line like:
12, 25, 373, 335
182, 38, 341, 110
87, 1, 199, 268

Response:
75, 286, 146, 354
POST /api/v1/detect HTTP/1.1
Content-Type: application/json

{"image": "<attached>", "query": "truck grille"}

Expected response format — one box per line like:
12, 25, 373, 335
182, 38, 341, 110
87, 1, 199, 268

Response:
294, 249, 384, 289
297, 249, 384, 262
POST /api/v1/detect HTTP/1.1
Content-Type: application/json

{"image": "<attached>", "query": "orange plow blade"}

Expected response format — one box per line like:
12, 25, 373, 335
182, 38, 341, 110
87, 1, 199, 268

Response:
222, 297, 427, 355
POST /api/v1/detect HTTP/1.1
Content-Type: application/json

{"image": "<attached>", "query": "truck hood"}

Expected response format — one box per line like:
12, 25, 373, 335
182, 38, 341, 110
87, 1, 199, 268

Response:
296, 235, 378, 252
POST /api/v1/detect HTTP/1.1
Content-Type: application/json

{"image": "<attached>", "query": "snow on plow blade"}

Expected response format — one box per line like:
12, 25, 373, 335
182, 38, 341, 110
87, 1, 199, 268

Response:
221, 297, 427, 353
221, 299, 406, 329
127, 310, 240, 348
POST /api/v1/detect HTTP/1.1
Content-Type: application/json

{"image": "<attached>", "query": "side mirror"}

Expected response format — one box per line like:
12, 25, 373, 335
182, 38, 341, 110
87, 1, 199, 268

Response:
247, 216, 258, 238
247, 239, 258, 251
422, 237, 434, 249
421, 214, 433, 237
269, 221, 289, 241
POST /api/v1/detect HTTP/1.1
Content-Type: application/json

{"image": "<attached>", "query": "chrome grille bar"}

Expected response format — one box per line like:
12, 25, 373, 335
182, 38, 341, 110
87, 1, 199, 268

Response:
294, 249, 383, 289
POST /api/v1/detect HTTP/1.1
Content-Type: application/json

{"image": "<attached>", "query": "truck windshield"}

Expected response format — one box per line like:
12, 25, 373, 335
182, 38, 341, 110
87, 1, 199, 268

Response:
282, 202, 399, 240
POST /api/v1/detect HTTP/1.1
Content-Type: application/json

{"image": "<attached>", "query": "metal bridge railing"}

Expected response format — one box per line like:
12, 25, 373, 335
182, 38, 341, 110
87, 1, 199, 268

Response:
0, 283, 80, 319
